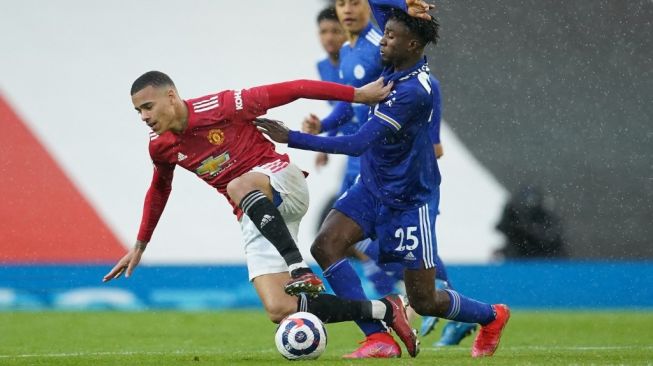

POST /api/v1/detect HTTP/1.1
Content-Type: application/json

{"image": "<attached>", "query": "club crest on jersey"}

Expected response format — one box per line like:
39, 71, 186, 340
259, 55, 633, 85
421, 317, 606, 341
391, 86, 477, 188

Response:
207, 129, 225, 145
196, 152, 230, 177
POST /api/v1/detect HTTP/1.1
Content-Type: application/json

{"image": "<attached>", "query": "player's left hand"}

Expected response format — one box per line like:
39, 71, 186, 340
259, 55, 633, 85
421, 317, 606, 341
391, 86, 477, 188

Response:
255, 118, 290, 144
355, 77, 393, 105
406, 0, 435, 20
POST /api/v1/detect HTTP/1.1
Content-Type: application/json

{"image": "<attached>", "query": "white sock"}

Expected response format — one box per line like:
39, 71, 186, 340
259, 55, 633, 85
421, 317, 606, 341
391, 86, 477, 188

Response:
288, 261, 309, 273
371, 300, 387, 320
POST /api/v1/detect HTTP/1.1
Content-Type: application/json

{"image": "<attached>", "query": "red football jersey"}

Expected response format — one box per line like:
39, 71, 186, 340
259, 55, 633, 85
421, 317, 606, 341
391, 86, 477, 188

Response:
135, 79, 355, 243
149, 86, 288, 198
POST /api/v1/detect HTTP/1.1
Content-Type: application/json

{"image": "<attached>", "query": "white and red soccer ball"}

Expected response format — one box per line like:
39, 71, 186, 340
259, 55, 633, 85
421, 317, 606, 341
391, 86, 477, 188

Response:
275, 312, 327, 360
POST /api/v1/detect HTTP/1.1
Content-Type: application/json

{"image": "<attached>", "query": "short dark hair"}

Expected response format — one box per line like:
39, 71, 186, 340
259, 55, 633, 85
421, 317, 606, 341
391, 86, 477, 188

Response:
130, 71, 175, 96
389, 9, 440, 47
317, 6, 338, 24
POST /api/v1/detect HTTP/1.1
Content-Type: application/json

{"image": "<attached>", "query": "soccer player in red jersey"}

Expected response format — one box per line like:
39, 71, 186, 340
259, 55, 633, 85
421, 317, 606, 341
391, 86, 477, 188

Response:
102, 71, 406, 322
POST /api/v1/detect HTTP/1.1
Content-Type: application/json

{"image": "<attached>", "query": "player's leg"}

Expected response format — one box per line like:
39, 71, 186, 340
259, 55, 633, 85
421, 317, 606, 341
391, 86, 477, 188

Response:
420, 255, 476, 344
403, 268, 509, 357
228, 161, 323, 294
309, 183, 403, 358
431, 253, 477, 346
252, 272, 301, 323
395, 196, 508, 357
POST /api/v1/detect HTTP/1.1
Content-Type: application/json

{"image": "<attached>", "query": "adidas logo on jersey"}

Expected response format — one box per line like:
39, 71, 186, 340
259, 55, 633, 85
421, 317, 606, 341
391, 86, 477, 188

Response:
404, 252, 417, 261
177, 152, 187, 162
260, 214, 275, 228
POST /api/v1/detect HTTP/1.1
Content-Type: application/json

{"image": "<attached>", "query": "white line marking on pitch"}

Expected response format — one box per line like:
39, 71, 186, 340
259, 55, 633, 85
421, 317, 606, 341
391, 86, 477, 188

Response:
1, 346, 652, 358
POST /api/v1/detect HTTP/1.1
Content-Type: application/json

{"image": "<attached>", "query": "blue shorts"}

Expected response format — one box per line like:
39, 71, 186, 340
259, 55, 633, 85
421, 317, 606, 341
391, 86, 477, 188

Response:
334, 181, 439, 270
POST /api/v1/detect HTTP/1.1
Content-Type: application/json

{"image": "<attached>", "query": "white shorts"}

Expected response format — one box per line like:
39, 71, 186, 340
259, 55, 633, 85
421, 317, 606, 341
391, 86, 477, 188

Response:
240, 160, 309, 281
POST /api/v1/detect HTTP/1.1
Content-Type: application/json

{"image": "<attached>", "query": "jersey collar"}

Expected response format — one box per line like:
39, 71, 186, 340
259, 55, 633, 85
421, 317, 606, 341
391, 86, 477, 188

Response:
381, 57, 430, 85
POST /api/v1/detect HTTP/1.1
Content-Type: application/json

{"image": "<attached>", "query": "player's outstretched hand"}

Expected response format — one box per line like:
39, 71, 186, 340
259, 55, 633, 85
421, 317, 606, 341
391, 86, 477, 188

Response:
102, 241, 147, 282
406, 0, 435, 20
302, 114, 322, 135
354, 77, 393, 105
255, 118, 290, 144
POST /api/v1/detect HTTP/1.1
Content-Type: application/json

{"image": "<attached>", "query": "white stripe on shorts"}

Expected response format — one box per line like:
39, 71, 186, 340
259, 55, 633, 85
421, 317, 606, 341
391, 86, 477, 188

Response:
420, 203, 435, 268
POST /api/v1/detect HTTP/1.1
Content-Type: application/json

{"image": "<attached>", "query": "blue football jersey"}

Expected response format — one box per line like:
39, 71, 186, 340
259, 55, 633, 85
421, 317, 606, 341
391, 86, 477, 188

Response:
337, 22, 384, 133
317, 58, 341, 106
360, 58, 441, 208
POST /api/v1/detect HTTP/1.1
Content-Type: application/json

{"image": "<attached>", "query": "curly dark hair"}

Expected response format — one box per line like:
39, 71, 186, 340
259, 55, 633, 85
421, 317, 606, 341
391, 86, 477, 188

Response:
389, 8, 439, 47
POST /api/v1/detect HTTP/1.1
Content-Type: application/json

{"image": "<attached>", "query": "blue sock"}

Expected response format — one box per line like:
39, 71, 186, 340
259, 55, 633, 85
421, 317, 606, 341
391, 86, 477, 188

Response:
362, 260, 395, 296
323, 259, 387, 336
443, 289, 495, 325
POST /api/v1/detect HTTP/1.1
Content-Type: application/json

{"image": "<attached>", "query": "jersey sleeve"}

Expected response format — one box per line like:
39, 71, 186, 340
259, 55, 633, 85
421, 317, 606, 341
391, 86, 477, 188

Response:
321, 101, 355, 133
136, 144, 175, 243
370, 86, 419, 132
136, 161, 174, 243
220, 87, 269, 122
288, 118, 394, 156
369, 0, 408, 31
221, 80, 355, 123
429, 77, 442, 144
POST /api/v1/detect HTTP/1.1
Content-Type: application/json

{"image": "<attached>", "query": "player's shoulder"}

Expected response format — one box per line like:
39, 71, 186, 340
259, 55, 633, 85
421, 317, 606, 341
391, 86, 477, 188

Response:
317, 58, 338, 82
317, 57, 331, 70
185, 90, 233, 126
361, 23, 382, 47
187, 91, 226, 115
147, 131, 173, 159
394, 73, 432, 100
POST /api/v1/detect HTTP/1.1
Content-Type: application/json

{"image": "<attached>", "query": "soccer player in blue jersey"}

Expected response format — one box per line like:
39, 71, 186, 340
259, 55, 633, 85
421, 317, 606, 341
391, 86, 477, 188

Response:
313, 7, 346, 171
316, 7, 345, 86
309, 0, 477, 352
304, 0, 384, 194
256, 0, 510, 359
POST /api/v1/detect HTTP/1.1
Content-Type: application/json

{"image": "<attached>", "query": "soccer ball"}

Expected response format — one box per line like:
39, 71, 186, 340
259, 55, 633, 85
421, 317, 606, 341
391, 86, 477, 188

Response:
275, 312, 327, 360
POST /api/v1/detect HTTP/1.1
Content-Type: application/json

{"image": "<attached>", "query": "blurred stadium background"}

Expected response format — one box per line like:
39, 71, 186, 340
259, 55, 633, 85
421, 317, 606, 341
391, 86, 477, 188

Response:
1, 0, 651, 321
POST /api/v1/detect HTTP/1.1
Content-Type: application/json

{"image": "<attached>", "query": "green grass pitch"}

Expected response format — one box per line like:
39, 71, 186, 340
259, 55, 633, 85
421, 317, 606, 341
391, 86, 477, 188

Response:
1, 310, 652, 365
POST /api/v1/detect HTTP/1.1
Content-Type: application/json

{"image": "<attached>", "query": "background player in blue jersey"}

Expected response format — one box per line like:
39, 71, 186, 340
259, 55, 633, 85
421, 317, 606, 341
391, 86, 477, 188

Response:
256, 0, 510, 359
313, 7, 346, 172
303, 0, 384, 195
316, 7, 346, 86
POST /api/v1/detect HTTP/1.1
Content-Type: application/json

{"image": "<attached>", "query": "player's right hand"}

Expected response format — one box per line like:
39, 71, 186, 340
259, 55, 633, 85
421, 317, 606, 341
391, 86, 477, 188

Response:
302, 114, 321, 135
102, 241, 147, 282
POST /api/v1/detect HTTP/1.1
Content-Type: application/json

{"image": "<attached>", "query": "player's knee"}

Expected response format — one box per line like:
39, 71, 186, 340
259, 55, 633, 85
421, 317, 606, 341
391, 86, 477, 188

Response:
227, 174, 271, 205
265, 303, 295, 324
226, 177, 245, 201
310, 232, 341, 265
